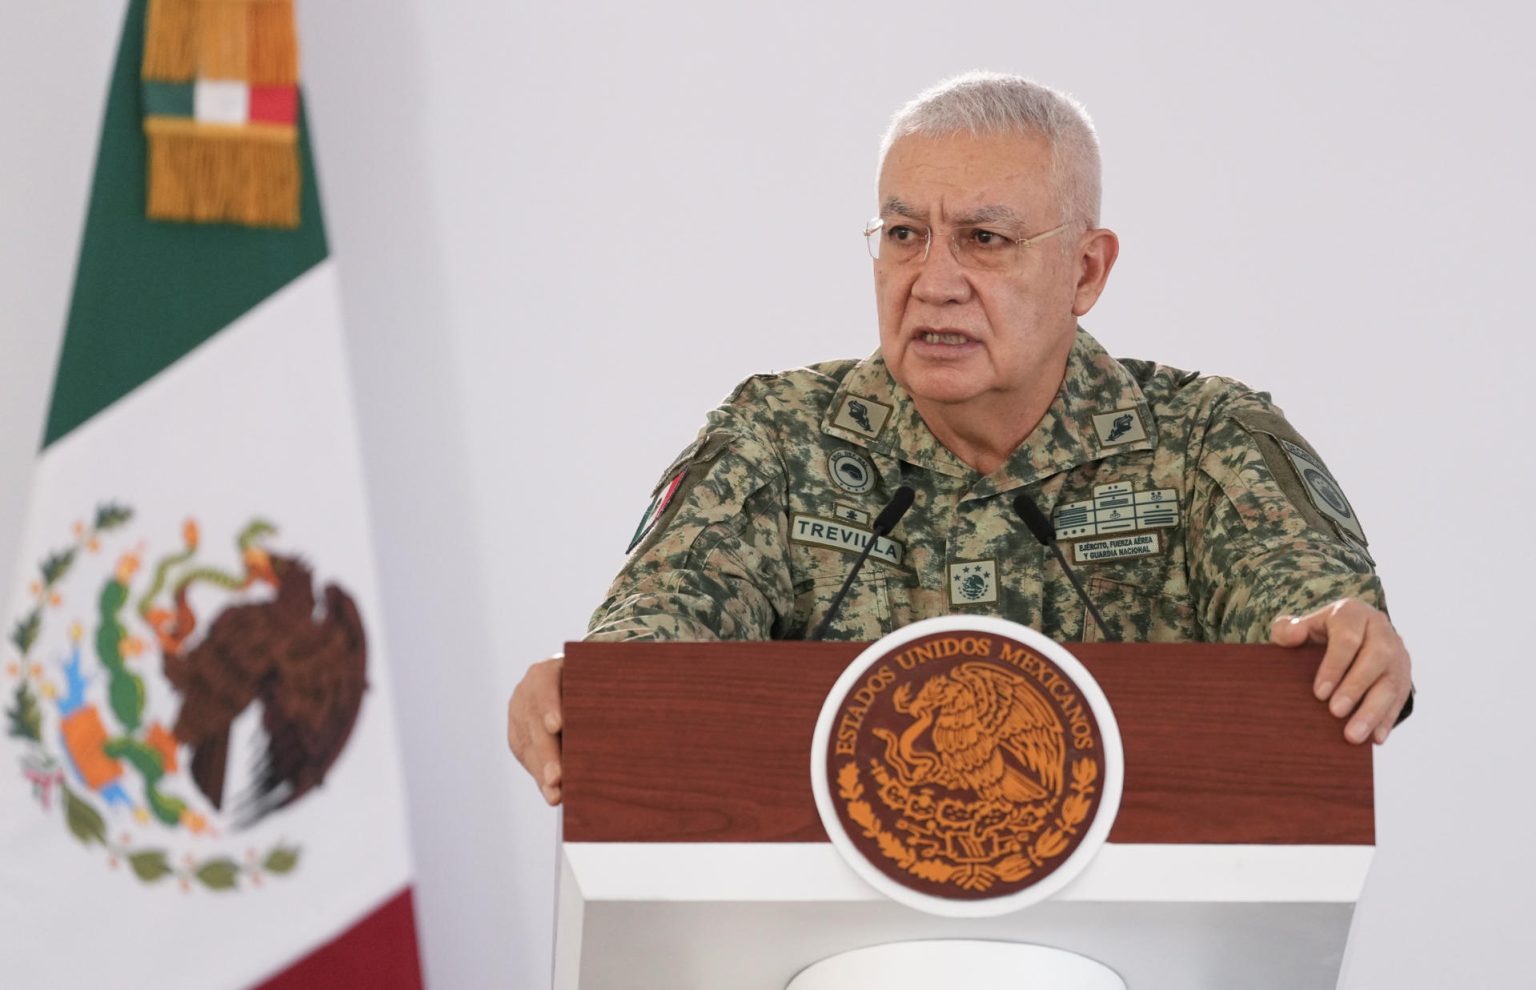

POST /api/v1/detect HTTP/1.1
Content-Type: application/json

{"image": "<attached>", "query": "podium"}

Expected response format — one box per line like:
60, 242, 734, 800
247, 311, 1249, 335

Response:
554, 641, 1374, 989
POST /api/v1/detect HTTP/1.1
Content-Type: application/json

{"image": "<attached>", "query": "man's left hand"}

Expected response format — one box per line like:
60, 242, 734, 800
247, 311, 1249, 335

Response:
1270, 598, 1412, 745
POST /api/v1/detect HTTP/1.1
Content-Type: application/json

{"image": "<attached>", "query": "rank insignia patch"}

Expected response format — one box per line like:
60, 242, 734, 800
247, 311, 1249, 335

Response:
1091, 408, 1147, 447
828, 450, 876, 494
947, 559, 998, 605
832, 395, 893, 439
833, 502, 871, 525
628, 467, 686, 552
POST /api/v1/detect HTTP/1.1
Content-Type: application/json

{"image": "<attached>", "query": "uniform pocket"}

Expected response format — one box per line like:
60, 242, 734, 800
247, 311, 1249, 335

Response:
792, 574, 891, 641
1081, 576, 1196, 643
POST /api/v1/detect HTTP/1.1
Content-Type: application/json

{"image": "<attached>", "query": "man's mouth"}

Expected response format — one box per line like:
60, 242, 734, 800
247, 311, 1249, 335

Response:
915, 329, 978, 346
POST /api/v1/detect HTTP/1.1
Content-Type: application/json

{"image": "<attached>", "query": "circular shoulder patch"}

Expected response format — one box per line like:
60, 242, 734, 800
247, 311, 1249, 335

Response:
810, 616, 1122, 917
1302, 467, 1351, 518
828, 449, 875, 494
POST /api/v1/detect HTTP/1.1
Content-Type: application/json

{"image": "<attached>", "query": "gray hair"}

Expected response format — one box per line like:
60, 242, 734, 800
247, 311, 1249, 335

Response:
879, 72, 1102, 227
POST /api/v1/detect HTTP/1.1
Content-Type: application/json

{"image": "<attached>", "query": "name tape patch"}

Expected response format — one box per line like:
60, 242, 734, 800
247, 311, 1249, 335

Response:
1072, 532, 1161, 563
1054, 482, 1179, 539
791, 514, 903, 565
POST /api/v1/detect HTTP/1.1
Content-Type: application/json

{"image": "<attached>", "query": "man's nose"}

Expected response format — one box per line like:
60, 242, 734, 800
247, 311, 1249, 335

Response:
910, 233, 973, 305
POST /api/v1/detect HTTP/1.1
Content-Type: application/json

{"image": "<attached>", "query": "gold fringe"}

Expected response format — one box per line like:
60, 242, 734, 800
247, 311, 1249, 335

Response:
145, 117, 300, 229
146, 0, 299, 83
195, 0, 250, 81
248, 1, 299, 86
142, 0, 199, 81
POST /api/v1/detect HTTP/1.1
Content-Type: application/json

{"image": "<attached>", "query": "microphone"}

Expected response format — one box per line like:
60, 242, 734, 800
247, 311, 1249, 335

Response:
812, 486, 915, 640
1013, 492, 1113, 642
871, 485, 916, 536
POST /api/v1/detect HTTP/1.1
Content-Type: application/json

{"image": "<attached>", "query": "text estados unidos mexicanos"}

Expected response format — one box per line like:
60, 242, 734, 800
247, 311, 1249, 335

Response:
833, 636, 1095, 756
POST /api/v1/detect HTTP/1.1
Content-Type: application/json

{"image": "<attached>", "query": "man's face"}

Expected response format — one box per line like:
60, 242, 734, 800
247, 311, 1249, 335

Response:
874, 130, 1090, 410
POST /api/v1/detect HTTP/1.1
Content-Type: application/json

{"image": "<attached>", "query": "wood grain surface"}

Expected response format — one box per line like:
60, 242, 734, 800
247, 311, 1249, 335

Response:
560, 641, 1373, 846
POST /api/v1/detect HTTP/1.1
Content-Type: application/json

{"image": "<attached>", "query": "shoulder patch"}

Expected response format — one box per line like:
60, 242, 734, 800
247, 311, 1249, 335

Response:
629, 468, 688, 552
1276, 438, 1368, 545
626, 433, 734, 553
1233, 410, 1371, 555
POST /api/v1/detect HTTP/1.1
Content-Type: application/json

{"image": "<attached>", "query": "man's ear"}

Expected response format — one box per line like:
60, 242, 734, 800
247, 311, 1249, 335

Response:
1072, 227, 1119, 317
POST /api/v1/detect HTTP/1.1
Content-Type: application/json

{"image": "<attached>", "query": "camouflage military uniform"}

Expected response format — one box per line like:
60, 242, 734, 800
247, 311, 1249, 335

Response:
588, 329, 1382, 644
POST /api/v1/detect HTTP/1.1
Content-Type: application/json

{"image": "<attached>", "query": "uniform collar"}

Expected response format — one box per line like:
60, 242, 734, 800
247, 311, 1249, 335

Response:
821, 328, 1157, 495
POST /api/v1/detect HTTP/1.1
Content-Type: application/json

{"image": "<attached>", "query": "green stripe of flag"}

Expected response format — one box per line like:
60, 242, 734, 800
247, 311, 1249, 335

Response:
141, 80, 194, 118
44, 0, 328, 449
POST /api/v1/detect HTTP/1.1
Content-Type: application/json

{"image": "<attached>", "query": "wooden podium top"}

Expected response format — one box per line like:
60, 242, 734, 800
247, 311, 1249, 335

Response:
561, 641, 1373, 847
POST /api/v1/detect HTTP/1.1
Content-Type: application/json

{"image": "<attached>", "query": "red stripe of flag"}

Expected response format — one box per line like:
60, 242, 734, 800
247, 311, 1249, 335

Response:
249, 85, 299, 125
254, 887, 424, 989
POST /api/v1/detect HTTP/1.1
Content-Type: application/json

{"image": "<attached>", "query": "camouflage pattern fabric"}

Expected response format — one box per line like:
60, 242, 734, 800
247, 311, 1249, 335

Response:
587, 329, 1383, 644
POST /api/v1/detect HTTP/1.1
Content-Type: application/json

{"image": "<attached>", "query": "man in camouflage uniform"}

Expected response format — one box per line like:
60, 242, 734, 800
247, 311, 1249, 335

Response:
509, 73, 1413, 806
584, 331, 1380, 646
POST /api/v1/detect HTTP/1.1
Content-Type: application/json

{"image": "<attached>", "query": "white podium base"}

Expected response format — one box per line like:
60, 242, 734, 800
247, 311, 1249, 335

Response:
555, 841, 1373, 989
786, 940, 1126, 990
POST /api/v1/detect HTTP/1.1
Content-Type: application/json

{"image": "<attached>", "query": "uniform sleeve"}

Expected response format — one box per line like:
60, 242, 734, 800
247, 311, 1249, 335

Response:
1184, 392, 1385, 642
584, 417, 796, 642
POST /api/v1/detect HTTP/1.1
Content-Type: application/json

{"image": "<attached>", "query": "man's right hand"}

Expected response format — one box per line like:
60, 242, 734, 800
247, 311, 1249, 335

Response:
507, 655, 564, 806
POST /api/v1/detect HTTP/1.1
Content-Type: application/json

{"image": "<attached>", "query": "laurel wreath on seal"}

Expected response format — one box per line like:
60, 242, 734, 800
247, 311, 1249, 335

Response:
837, 757, 1098, 891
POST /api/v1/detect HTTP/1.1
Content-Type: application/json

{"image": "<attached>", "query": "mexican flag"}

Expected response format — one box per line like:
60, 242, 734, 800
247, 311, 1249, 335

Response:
0, 2, 423, 987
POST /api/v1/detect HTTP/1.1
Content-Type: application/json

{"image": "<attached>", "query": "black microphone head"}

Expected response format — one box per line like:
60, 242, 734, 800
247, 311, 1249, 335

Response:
873, 486, 916, 535
1012, 492, 1057, 547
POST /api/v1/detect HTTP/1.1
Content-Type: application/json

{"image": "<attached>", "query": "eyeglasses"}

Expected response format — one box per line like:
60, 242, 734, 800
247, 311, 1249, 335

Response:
863, 216, 1072, 271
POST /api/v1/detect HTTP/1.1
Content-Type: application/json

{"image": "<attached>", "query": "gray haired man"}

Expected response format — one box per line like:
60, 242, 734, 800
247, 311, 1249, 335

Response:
509, 73, 1413, 805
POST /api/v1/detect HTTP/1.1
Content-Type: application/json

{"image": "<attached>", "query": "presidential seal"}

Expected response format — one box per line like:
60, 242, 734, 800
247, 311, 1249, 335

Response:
810, 616, 1122, 917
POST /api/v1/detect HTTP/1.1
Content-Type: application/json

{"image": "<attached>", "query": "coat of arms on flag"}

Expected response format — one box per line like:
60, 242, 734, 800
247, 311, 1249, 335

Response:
7, 507, 365, 890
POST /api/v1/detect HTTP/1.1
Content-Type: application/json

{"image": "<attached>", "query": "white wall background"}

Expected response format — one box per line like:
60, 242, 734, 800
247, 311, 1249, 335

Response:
4, 1, 1533, 987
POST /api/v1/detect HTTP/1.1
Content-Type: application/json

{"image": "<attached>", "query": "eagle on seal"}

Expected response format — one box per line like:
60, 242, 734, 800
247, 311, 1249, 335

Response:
877, 662, 1064, 805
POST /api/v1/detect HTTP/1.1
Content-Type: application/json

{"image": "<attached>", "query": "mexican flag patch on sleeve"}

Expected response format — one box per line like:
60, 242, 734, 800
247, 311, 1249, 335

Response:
627, 468, 687, 553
